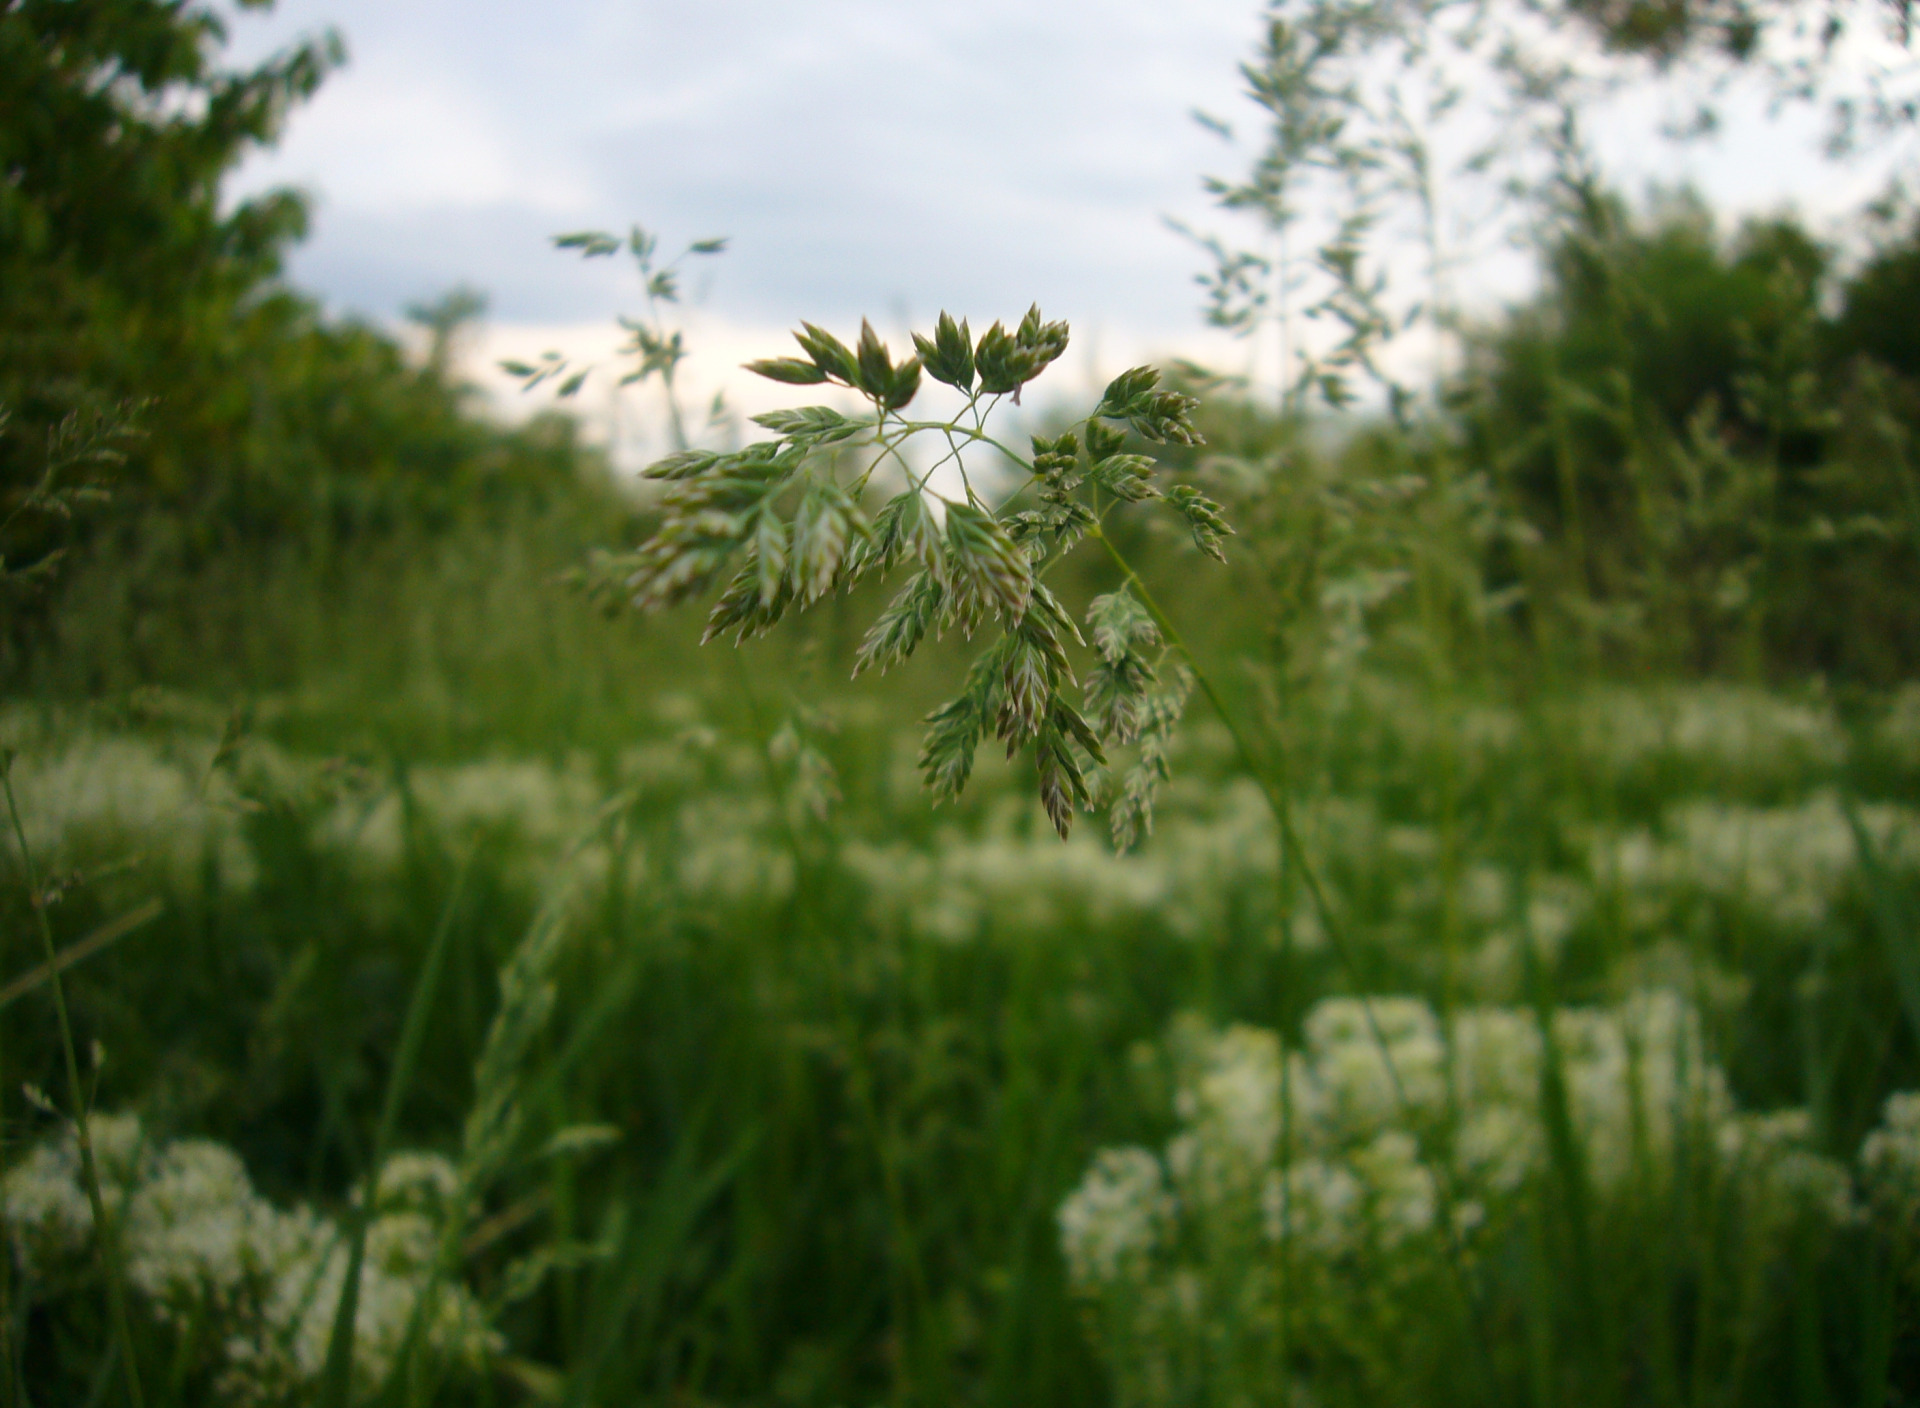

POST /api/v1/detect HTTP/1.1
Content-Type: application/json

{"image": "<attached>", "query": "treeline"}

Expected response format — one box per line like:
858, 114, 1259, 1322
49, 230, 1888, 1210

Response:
1459, 188, 1920, 682
0, 0, 615, 662
5, 0, 1919, 702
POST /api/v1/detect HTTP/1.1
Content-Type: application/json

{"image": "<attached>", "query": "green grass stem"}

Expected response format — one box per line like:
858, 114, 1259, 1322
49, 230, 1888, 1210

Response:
2, 760, 146, 1408
317, 851, 473, 1408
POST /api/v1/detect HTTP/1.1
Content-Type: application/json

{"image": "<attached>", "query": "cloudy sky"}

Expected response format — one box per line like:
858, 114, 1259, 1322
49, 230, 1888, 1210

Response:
218, 0, 1913, 454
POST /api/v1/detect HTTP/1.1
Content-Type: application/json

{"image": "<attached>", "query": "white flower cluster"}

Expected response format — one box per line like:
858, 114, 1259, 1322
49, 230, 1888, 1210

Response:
1338, 681, 1844, 794
843, 779, 1281, 944
1, 727, 256, 890
1596, 792, 1920, 933
3, 1115, 496, 1405
1874, 684, 1920, 768
314, 755, 614, 886
1059, 990, 1853, 1404
1558, 685, 1847, 788
2, 705, 812, 914
1860, 1091, 1920, 1228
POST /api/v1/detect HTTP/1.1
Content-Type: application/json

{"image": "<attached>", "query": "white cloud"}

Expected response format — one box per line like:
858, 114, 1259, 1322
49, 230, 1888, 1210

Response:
256, 65, 590, 214
217, 0, 1916, 405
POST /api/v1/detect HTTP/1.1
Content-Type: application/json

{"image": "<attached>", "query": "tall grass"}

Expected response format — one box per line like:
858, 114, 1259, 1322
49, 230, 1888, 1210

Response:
5, 394, 1920, 1403
6, 53, 1920, 1401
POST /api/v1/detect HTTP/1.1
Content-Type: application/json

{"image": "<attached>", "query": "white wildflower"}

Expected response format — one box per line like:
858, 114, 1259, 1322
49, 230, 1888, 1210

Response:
1304, 997, 1448, 1136
1860, 1091, 1920, 1225
1352, 1130, 1439, 1248
1262, 1159, 1364, 1255
122, 1139, 261, 1316
372, 1152, 460, 1214
1058, 1147, 1174, 1291
3, 1116, 497, 1404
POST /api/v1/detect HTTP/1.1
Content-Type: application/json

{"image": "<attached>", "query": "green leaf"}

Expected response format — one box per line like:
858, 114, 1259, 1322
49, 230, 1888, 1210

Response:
688, 237, 729, 254
854, 570, 944, 676
540, 1124, 622, 1160
854, 319, 895, 400
912, 311, 975, 392
641, 449, 720, 481
792, 480, 868, 604
1165, 485, 1234, 561
750, 405, 864, 443
498, 359, 538, 378
795, 323, 860, 383
556, 369, 591, 398
554, 230, 621, 257
745, 357, 829, 386
944, 501, 1032, 622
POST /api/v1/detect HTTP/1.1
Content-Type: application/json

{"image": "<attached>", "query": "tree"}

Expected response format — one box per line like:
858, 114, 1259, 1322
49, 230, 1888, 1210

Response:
0, 0, 339, 513
0, 1, 610, 644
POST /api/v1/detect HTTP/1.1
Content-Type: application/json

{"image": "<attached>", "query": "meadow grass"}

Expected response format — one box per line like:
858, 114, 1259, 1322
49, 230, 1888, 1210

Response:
4, 388, 1920, 1407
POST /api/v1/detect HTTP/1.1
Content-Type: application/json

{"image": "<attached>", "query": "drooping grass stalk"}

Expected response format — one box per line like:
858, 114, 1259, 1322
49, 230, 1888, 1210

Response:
1, 761, 146, 1408
1089, 523, 1498, 1395
0, 900, 164, 1015
316, 851, 473, 1408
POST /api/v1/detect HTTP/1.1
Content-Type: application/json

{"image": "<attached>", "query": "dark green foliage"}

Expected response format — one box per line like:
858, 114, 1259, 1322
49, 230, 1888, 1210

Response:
0, 0, 336, 506
1831, 219, 1920, 385
0, 0, 613, 682
1458, 191, 1920, 681
1555, 0, 1766, 60
1461, 193, 1828, 507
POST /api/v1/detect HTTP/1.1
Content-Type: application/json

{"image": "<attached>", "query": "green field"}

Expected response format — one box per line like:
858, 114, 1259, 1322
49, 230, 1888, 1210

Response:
7, 1, 1920, 1404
